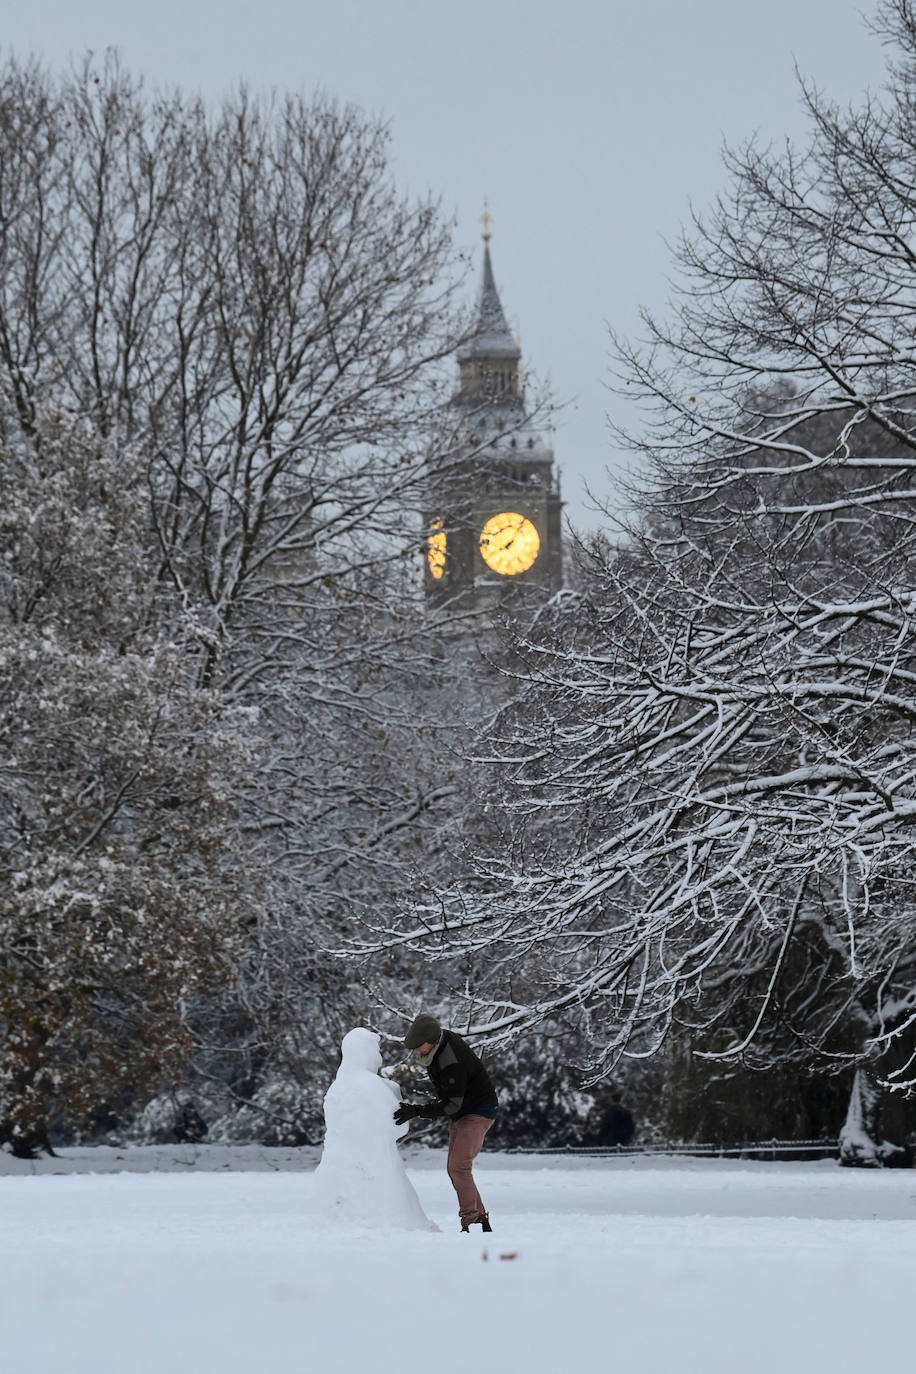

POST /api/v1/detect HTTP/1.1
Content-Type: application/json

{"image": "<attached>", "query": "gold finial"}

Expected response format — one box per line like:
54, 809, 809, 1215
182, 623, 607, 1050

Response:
481, 197, 493, 245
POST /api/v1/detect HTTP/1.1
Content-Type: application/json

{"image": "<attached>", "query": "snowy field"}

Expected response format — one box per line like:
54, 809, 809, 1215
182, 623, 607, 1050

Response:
3, 1147, 916, 1374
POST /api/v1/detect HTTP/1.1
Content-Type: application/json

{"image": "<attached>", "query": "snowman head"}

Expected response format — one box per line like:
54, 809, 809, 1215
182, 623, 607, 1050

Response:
339, 1027, 382, 1075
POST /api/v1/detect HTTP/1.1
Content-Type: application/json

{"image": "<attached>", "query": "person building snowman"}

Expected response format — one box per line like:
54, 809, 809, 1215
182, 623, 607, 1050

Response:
315, 1026, 435, 1230
393, 1013, 498, 1233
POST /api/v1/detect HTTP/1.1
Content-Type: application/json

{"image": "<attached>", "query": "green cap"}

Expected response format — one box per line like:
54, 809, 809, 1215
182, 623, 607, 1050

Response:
404, 1013, 442, 1050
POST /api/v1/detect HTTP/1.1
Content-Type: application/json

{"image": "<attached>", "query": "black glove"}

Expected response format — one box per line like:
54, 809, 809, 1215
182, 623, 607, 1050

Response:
394, 1103, 420, 1126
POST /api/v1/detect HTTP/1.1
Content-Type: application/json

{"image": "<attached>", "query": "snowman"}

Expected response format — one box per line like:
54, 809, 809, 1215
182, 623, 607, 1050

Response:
314, 1027, 437, 1230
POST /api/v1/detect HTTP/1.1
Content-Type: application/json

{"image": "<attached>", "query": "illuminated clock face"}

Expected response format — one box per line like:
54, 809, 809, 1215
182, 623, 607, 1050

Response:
427, 518, 446, 579
479, 511, 540, 576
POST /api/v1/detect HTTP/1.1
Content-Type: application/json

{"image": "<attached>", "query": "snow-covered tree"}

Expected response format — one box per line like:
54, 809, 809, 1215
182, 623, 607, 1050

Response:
353, 0, 916, 1160
0, 418, 252, 1155
0, 53, 486, 1140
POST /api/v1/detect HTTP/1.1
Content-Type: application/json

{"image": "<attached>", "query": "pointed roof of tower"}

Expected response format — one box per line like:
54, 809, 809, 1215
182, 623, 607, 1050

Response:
457, 214, 521, 362
476, 242, 519, 351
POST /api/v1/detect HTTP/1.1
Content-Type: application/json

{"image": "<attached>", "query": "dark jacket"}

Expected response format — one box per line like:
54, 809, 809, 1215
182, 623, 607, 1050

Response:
416, 1031, 497, 1120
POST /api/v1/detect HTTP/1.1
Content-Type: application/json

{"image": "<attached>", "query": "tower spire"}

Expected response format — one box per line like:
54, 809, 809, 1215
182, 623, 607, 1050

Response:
458, 201, 520, 364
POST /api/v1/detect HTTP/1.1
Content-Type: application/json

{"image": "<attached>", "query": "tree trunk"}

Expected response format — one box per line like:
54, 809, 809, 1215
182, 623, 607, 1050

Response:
838, 1067, 909, 1167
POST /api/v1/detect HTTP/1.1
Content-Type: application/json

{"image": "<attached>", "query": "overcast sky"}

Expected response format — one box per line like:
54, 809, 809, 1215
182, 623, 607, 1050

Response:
3, 1, 893, 531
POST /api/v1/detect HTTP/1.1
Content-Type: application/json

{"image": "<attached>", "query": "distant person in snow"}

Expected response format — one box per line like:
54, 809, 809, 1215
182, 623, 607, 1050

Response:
393, 1013, 498, 1233
173, 1101, 207, 1144
598, 1092, 635, 1147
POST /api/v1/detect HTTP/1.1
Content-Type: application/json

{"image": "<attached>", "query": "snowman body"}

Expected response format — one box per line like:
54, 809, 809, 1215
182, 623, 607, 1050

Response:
314, 1027, 436, 1230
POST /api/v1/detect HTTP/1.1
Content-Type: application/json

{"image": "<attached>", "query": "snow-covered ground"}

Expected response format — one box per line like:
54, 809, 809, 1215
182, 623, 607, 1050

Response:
3, 1147, 916, 1373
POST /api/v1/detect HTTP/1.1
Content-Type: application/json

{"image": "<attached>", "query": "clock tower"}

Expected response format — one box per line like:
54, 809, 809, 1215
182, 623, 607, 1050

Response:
425, 217, 563, 609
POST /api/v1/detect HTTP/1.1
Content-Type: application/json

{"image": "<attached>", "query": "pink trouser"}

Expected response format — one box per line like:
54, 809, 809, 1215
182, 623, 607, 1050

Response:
447, 1113, 494, 1222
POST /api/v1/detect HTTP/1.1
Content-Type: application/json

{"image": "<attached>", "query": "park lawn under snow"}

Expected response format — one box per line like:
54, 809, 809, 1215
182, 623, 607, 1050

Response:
2, 1148, 916, 1373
